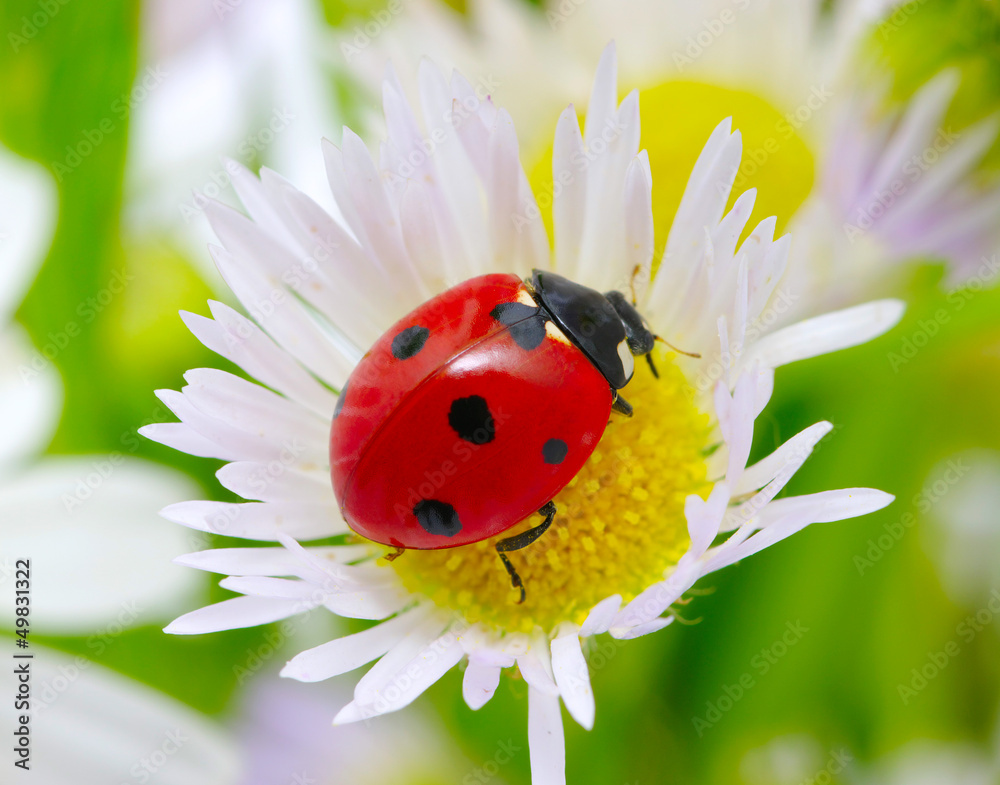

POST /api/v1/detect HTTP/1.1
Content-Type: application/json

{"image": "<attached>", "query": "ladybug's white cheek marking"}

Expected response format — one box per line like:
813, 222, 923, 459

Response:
618, 339, 634, 382
545, 322, 572, 345
516, 290, 536, 307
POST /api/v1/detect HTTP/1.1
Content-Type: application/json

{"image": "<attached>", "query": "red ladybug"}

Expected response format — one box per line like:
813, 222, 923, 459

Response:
330, 269, 661, 601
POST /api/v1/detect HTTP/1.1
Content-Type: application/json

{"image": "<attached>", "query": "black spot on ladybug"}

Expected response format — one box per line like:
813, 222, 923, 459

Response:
491, 302, 547, 351
334, 380, 349, 418
413, 499, 462, 537
448, 395, 495, 444
391, 325, 430, 360
542, 438, 568, 465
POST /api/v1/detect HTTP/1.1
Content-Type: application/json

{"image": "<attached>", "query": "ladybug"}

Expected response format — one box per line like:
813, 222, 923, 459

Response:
330, 269, 667, 602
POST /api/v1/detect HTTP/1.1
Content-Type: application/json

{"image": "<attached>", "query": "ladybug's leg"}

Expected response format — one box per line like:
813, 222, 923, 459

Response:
611, 391, 633, 417
384, 545, 406, 562
495, 501, 557, 604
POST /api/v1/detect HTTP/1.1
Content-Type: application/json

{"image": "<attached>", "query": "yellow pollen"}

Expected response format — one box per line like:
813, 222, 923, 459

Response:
390, 350, 711, 633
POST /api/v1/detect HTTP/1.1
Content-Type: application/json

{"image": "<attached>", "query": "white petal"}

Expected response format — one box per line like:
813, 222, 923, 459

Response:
281, 606, 431, 682
868, 71, 958, 195
487, 108, 525, 275
0, 458, 202, 634
182, 368, 329, 460
736, 421, 834, 496
208, 243, 353, 389
176, 546, 330, 576
161, 500, 346, 541
552, 104, 587, 275
0, 142, 56, 323
517, 644, 559, 696
351, 613, 452, 706
624, 151, 654, 287
0, 326, 61, 470
165, 595, 310, 634
180, 302, 337, 419
216, 461, 331, 504
741, 299, 905, 370
139, 422, 233, 460
707, 488, 895, 570
337, 633, 464, 723
711, 189, 757, 267
154, 387, 295, 464
219, 575, 322, 600
551, 633, 595, 730
583, 41, 617, 151
463, 657, 503, 711
612, 616, 674, 640
528, 687, 566, 785
340, 128, 432, 303
578, 594, 622, 637
714, 373, 756, 486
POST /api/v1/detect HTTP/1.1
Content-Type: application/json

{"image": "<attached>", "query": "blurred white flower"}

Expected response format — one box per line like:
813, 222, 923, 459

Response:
342, 0, 1000, 311
125, 0, 340, 278
742, 732, 1000, 785
923, 450, 1000, 609
235, 676, 509, 785
26, 646, 240, 784
0, 135, 204, 636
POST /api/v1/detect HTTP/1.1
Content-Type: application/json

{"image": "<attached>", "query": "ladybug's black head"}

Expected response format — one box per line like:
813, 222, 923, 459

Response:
529, 270, 656, 390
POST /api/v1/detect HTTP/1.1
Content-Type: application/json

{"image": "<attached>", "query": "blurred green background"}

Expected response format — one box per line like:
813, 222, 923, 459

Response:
2, 0, 1000, 783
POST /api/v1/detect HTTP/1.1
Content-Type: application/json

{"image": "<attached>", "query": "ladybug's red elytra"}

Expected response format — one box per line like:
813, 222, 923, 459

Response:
330, 269, 662, 602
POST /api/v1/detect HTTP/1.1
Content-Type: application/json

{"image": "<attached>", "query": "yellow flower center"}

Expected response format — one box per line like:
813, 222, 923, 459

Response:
390, 350, 711, 633
527, 81, 815, 256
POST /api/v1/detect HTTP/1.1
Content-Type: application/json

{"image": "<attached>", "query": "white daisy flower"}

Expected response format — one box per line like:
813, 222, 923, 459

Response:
145, 46, 901, 784
0, 136, 205, 638
30, 645, 240, 785
922, 450, 1000, 610
342, 0, 1000, 307
126, 0, 339, 276
787, 71, 1000, 310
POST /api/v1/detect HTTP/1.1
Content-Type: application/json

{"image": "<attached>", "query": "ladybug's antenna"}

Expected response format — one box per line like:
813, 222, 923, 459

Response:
629, 264, 641, 305
654, 335, 701, 359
